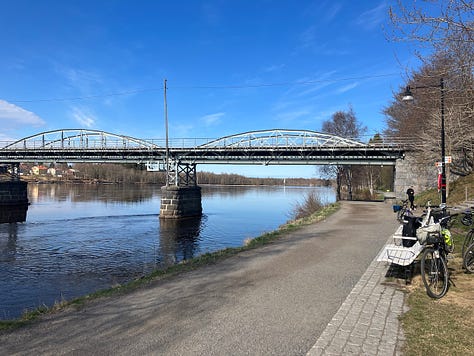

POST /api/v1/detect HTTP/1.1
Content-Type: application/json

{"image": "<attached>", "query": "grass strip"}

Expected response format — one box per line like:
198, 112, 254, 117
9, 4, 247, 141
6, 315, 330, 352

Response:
400, 225, 474, 355
401, 288, 474, 356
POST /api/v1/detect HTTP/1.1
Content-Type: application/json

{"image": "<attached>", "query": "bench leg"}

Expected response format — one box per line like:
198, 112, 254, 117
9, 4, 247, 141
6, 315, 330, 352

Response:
404, 263, 414, 285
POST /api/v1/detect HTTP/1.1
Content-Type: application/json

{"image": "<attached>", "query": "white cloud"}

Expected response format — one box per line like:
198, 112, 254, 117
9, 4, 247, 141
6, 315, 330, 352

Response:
263, 64, 285, 73
325, 3, 343, 23
71, 107, 96, 127
0, 99, 46, 128
355, 2, 387, 30
336, 82, 359, 93
201, 112, 225, 126
58, 66, 103, 90
54, 65, 107, 100
173, 123, 195, 137
0, 133, 18, 146
299, 25, 318, 50
275, 109, 312, 125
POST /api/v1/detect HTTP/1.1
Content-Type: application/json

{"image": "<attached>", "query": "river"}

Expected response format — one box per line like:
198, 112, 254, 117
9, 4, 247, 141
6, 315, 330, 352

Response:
0, 183, 335, 320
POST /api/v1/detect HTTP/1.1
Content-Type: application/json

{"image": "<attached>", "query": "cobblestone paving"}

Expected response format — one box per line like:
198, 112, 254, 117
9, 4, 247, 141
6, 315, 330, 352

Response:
307, 256, 407, 356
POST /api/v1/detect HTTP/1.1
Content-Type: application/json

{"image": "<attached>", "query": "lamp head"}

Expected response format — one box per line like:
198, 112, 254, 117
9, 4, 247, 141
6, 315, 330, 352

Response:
402, 86, 414, 101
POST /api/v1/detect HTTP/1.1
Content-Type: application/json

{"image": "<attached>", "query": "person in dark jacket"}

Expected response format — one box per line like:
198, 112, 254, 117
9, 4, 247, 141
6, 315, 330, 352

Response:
406, 186, 415, 209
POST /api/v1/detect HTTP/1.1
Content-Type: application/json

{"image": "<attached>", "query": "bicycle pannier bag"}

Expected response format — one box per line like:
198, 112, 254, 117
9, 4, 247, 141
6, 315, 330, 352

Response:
416, 223, 440, 244
402, 215, 421, 247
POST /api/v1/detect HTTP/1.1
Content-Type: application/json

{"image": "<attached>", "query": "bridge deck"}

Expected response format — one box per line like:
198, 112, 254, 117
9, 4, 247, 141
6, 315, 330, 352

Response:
0, 129, 405, 165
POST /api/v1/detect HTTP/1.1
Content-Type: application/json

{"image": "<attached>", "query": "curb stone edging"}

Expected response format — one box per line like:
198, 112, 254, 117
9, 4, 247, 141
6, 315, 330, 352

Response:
307, 245, 406, 355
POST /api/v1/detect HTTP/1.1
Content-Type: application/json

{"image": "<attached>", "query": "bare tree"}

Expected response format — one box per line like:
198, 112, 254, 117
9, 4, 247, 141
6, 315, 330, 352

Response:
384, 51, 473, 177
389, 0, 473, 48
387, 1, 473, 176
321, 106, 367, 200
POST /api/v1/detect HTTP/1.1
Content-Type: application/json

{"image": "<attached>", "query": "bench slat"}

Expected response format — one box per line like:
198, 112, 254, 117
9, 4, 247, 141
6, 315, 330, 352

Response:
377, 241, 423, 266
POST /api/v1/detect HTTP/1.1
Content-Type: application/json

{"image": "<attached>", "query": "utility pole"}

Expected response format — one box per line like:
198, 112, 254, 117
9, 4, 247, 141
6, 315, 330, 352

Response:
164, 79, 169, 186
439, 78, 446, 206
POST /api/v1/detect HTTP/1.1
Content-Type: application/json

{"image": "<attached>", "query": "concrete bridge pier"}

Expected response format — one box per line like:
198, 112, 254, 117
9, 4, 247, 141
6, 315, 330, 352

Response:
160, 162, 202, 219
0, 163, 29, 223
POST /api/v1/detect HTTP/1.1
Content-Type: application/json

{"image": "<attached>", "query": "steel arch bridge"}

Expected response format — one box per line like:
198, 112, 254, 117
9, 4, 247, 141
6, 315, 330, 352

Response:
3, 129, 160, 150
0, 128, 404, 166
199, 129, 367, 148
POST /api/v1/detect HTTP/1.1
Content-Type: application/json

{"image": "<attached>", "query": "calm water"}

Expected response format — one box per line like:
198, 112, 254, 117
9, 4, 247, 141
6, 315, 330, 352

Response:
0, 184, 335, 320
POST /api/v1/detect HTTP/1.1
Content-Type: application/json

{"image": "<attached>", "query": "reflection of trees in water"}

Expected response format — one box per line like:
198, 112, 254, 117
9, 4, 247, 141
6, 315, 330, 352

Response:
200, 185, 281, 198
28, 183, 157, 204
0, 223, 19, 262
28, 183, 319, 204
159, 216, 204, 267
0, 204, 28, 223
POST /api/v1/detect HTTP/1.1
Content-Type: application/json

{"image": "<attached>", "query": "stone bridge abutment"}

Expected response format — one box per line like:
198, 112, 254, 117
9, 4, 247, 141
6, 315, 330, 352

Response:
394, 151, 437, 200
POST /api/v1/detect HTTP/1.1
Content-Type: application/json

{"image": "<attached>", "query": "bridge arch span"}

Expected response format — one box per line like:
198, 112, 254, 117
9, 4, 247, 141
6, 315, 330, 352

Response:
199, 129, 366, 148
4, 129, 160, 150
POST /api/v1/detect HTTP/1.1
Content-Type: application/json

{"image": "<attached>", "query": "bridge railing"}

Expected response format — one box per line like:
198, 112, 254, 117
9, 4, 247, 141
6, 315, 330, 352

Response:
0, 127, 415, 151
1, 137, 412, 150
1, 138, 216, 150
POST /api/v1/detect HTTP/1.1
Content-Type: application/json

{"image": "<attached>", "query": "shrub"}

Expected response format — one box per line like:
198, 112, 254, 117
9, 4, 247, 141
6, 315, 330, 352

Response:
292, 191, 324, 220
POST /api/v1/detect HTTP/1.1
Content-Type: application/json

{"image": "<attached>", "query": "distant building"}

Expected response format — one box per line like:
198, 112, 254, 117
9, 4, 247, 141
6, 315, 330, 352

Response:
47, 167, 56, 176
66, 168, 77, 178
38, 165, 48, 175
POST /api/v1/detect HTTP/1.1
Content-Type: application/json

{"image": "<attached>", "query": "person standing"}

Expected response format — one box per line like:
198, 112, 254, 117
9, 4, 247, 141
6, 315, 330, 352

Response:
406, 186, 415, 209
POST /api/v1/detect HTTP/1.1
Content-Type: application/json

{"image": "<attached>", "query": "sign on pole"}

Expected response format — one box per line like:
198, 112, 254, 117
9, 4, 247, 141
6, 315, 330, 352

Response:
146, 161, 165, 172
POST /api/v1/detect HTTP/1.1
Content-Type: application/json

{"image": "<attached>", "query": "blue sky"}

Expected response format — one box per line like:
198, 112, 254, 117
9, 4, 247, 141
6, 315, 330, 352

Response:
0, 0, 420, 178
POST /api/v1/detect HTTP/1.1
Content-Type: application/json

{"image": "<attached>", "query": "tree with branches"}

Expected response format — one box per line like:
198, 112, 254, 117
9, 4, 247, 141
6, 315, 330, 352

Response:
386, 0, 473, 177
321, 106, 367, 200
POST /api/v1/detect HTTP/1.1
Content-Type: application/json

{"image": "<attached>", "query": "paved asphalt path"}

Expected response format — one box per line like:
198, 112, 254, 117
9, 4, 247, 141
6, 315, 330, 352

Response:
0, 201, 399, 355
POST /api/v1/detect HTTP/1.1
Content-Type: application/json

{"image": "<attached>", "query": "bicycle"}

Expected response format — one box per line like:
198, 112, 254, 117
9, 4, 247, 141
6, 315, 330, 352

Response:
380, 203, 454, 298
419, 214, 453, 299
460, 209, 474, 272
460, 209, 473, 258
464, 241, 474, 273
394, 199, 413, 223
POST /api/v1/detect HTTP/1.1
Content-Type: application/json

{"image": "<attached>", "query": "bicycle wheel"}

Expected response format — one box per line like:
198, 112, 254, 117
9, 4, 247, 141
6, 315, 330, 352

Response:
463, 241, 474, 274
420, 247, 449, 299
461, 229, 474, 258
397, 208, 405, 222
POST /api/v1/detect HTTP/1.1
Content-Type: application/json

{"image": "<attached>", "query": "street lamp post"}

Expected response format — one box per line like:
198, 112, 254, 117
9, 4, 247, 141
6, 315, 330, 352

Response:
402, 78, 447, 207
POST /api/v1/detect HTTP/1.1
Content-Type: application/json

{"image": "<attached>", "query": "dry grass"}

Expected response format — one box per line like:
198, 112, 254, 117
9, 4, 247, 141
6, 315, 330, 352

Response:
415, 173, 474, 207
400, 256, 474, 356
399, 173, 474, 355
292, 191, 324, 220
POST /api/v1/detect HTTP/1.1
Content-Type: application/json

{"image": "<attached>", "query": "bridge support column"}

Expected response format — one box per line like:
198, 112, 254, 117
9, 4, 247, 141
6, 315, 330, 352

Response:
0, 164, 29, 222
160, 162, 202, 219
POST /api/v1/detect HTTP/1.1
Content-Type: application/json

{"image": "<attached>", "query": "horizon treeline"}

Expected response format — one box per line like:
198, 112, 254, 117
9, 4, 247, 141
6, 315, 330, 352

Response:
45, 163, 331, 187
